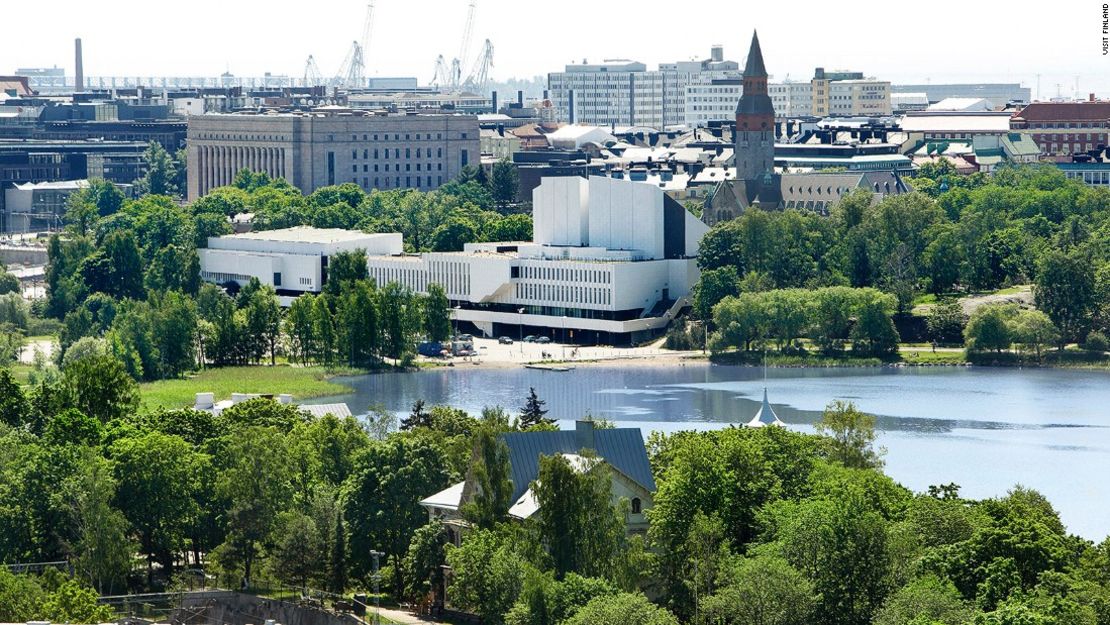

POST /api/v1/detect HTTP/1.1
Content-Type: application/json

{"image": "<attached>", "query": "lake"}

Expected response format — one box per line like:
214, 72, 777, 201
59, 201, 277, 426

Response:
304, 363, 1110, 540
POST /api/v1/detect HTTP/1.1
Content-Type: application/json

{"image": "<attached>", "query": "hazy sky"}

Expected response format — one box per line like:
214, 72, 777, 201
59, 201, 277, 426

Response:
4, 0, 1107, 98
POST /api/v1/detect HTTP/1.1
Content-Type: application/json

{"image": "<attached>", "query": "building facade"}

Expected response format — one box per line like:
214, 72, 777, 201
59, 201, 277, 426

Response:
185, 110, 480, 201
548, 48, 741, 129
1009, 99, 1110, 158
198, 226, 401, 302
366, 175, 708, 344
892, 83, 1031, 109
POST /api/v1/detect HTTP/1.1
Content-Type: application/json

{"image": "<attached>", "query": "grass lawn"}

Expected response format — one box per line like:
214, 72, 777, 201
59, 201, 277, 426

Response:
8, 363, 34, 384
140, 365, 355, 411
898, 348, 967, 365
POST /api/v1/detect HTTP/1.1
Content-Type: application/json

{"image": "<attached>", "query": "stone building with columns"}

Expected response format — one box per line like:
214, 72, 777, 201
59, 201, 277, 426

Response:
185, 110, 480, 201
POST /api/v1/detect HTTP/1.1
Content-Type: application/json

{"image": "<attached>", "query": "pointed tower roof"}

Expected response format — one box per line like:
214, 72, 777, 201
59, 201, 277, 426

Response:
745, 388, 784, 428
743, 31, 767, 78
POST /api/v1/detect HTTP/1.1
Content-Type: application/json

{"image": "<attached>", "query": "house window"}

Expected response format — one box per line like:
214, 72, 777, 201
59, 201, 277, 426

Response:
273, 273, 282, 286
631, 498, 642, 514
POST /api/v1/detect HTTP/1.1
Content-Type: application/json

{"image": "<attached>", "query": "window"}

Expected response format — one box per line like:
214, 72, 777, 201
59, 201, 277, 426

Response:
273, 273, 282, 286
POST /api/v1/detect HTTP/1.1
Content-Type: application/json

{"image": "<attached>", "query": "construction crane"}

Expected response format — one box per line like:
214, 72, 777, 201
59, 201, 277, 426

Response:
462, 39, 493, 93
432, 55, 451, 89
329, 3, 375, 89
455, 0, 477, 88
303, 55, 324, 86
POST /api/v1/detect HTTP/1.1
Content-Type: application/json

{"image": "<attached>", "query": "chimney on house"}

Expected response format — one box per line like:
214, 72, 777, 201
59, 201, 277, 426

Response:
575, 420, 596, 451
74, 38, 84, 92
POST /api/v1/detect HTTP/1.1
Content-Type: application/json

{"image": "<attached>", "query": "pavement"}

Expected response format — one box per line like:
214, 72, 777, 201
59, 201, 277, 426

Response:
372, 607, 449, 625
428, 336, 702, 368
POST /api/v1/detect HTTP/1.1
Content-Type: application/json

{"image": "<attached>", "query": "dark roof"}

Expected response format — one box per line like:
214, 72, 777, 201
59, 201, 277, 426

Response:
500, 422, 656, 502
1013, 101, 1110, 122
744, 31, 767, 77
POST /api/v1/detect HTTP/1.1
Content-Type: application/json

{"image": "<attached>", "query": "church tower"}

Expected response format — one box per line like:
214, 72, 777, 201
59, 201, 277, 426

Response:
734, 31, 775, 182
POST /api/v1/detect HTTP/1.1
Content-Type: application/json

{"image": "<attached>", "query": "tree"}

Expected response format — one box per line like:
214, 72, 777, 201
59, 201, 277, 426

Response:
460, 426, 513, 529
445, 528, 528, 624
61, 353, 139, 423
562, 592, 680, 625
66, 449, 134, 594
700, 554, 817, 625
491, 159, 519, 209
519, 387, 552, 428
44, 409, 103, 447
965, 305, 1014, 354
380, 282, 420, 361
267, 511, 323, 590
136, 141, 179, 196
873, 575, 974, 625
693, 266, 741, 321
815, 400, 884, 470
0, 369, 30, 428
285, 294, 317, 365
329, 510, 348, 593
1011, 309, 1059, 361
323, 249, 369, 297
1035, 249, 1096, 344
216, 427, 293, 588
0, 569, 49, 622
851, 291, 900, 356
423, 283, 452, 342
534, 453, 625, 580
927, 300, 967, 345
312, 294, 337, 365
343, 436, 451, 594
110, 432, 198, 582
402, 521, 448, 602
401, 399, 431, 430
431, 216, 479, 252
80, 230, 144, 300
244, 285, 281, 365
336, 280, 381, 367
41, 578, 115, 624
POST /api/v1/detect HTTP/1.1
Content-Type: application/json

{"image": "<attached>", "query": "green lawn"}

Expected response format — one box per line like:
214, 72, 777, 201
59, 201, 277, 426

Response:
8, 363, 33, 384
898, 348, 967, 365
140, 366, 354, 411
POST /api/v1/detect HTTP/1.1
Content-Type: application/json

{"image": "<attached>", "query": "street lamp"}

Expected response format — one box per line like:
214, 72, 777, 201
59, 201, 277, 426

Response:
518, 307, 525, 354
370, 550, 384, 625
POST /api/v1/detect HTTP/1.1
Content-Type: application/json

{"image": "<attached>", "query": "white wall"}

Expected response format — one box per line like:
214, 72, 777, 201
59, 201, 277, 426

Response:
532, 176, 590, 247
199, 250, 322, 293
587, 177, 664, 259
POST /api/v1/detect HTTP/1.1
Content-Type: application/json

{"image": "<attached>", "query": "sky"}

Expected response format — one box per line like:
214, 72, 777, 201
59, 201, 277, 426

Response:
3, 0, 1108, 99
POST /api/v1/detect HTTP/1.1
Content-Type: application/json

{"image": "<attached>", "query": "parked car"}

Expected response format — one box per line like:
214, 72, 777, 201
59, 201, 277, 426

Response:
417, 341, 444, 357
536, 336, 552, 344
523, 335, 538, 343
458, 333, 474, 341
498, 336, 514, 345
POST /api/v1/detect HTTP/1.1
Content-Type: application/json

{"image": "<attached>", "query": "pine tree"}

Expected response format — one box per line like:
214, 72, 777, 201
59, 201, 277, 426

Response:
401, 399, 431, 430
519, 387, 553, 428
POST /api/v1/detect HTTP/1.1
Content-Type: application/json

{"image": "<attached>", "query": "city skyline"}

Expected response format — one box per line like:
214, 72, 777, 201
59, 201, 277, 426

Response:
2, 0, 1103, 99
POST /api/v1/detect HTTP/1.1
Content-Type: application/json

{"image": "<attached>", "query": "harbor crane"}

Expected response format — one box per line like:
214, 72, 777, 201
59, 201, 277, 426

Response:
431, 0, 490, 91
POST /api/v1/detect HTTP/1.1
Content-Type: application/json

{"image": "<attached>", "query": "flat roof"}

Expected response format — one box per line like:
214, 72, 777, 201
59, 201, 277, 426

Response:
217, 226, 384, 244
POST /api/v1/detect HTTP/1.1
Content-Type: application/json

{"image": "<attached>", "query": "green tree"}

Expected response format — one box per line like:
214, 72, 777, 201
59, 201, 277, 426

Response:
135, 141, 179, 196
873, 575, 974, 625
423, 283, 452, 342
700, 554, 817, 625
402, 521, 448, 602
562, 592, 680, 625
323, 249, 369, 297
61, 353, 139, 422
110, 432, 198, 582
519, 387, 552, 428
215, 426, 293, 588
445, 528, 528, 624
693, 266, 741, 321
66, 449, 134, 594
285, 294, 318, 365
380, 282, 420, 361
460, 426, 513, 529
0, 369, 30, 428
244, 284, 281, 365
490, 159, 519, 209
965, 305, 1014, 354
343, 435, 451, 594
313, 293, 337, 365
1010, 309, 1060, 361
267, 510, 323, 590
850, 291, 900, 356
927, 300, 967, 345
1035, 249, 1096, 344
41, 578, 115, 624
432, 216, 479, 252
336, 280, 381, 367
815, 400, 884, 469
534, 453, 625, 580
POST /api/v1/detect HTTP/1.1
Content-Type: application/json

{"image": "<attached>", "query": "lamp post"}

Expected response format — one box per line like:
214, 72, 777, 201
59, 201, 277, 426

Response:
561, 315, 567, 360
518, 307, 524, 354
370, 550, 384, 625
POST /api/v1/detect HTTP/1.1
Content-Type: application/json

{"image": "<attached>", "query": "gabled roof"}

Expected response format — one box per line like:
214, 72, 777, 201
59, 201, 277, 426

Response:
299, 402, 353, 419
1013, 101, 1110, 122
501, 424, 655, 503
420, 481, 465, 511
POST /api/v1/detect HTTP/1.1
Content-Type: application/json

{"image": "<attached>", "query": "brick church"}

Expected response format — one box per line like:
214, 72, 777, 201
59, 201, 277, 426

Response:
702, 31, 908, 226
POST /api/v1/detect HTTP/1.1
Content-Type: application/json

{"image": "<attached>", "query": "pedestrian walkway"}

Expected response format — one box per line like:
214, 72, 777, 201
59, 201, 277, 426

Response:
373, 607, 449, 625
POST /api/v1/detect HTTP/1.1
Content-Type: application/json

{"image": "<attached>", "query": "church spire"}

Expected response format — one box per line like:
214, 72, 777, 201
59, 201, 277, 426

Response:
744, 30, 767, 78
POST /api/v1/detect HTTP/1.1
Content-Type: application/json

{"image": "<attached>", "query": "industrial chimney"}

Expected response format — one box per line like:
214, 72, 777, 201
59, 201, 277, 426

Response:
74, 38, 84, 92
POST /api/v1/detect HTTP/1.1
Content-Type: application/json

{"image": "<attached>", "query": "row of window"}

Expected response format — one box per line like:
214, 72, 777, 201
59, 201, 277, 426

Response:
352, 162, 444, 173
201, 270, 252, 284
517, 265, 611, 284
352, 147, 445, 160
517, 282, 612, 307
357, 175, 443, 189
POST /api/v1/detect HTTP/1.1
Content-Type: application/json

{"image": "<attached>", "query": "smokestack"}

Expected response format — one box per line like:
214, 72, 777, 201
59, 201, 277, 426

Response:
74, 38, 84, 92
517, 90, 523, 107
491, 90, 498, 113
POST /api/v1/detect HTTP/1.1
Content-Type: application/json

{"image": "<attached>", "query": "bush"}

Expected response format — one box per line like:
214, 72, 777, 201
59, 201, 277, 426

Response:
1082, 331, 1109, 353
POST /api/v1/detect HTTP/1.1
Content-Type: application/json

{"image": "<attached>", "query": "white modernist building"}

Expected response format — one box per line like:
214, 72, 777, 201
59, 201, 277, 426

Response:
366, 176, 709, 344
199, 226, 401, 303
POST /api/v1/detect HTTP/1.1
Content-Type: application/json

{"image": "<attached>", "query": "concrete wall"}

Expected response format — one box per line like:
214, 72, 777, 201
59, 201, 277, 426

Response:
173, 590, 358, 625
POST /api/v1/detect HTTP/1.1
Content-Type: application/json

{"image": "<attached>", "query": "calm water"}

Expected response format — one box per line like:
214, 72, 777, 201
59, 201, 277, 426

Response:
304, 364, 1110, 540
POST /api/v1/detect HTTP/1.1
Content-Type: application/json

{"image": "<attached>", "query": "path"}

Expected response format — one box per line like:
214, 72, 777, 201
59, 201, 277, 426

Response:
372, 607, 449, 625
